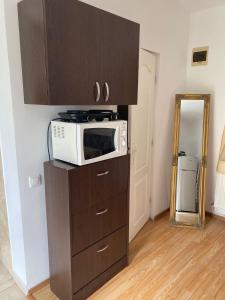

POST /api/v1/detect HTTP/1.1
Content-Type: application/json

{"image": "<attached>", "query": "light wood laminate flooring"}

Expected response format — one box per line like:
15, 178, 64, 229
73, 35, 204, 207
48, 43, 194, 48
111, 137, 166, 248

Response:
0, 261, 26, 300
6, 214, 225, 299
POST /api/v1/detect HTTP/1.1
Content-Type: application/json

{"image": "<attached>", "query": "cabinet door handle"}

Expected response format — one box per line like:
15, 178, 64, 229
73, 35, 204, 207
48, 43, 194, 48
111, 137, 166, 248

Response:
95, 82, 100, 102
96, 208, 108, 216
104, 82, 110, 102
97, 244, 109, 253
96, 171, 110, 177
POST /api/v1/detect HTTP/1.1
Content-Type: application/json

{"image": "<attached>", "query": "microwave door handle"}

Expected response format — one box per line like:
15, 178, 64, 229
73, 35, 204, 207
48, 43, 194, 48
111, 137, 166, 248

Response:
78, 125, 85, 165
114, 126, 119, 152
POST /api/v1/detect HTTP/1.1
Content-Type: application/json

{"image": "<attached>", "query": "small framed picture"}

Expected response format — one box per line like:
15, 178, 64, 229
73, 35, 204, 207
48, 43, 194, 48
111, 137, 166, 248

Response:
192, 46, 209, 66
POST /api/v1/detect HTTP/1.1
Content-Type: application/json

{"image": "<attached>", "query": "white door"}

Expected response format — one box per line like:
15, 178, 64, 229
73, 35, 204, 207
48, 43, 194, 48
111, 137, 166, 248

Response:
129, 49, 156, 241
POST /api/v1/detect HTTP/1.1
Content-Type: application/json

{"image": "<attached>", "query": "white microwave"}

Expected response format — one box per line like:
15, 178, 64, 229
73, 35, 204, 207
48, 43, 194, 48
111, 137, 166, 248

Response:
51, 120, 127, 166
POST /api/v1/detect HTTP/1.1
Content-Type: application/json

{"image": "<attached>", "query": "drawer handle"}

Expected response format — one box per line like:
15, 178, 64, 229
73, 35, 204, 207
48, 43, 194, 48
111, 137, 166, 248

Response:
96, 171, 110, 177
96, 208, 108, 216
97, 244, 109, 253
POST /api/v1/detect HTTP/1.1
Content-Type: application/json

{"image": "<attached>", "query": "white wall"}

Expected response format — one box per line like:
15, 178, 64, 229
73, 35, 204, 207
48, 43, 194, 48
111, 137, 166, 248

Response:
179, 0, 225, 13
0, 0, 27, 289
186, 5, 225, 212
1, 0, 190, 290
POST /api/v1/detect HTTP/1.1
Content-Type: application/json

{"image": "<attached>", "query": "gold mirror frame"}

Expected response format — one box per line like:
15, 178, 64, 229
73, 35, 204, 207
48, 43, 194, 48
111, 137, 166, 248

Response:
170, 94, 210, 229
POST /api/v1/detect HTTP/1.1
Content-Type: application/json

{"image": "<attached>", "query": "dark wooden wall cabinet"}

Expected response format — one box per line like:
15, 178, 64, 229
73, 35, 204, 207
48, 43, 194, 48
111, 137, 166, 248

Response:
18, 0, 140, 105
44, 155, 130, 300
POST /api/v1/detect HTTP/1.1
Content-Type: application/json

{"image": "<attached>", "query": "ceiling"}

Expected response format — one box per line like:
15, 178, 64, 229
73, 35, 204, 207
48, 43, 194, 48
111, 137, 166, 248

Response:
179, 0, 225, 12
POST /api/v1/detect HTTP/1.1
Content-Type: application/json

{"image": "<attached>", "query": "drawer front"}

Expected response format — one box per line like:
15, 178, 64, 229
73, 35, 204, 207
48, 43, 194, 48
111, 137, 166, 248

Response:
72, 227, 127, 293
91, 155, 129, 204
70, 155, 129, 213
71, 192, 127, 254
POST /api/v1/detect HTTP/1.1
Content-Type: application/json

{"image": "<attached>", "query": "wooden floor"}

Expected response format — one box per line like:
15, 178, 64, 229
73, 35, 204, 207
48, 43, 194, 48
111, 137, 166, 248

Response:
88, 215, 225, 300
8, 214, 225, 299
0, 261, 27, 300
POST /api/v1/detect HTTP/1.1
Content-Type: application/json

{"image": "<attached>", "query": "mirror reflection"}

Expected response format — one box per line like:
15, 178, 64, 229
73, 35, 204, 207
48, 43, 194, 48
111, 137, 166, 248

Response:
176, 100, 204, 215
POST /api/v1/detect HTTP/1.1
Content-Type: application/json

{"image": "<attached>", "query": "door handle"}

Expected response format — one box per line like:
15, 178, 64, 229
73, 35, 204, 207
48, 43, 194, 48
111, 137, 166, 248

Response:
131, 145, 137, 155
95, 82, 100, 102
103, 82, 110, 102
132, 148, 137, 154
96, 244, 109, 253
96, 208, 108, 216
96, 171, 110, 177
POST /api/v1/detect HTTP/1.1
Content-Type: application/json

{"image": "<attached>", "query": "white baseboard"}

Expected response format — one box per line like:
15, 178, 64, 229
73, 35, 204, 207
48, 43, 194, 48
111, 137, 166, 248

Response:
213, 207, 225, 218
12, 272, 28, 296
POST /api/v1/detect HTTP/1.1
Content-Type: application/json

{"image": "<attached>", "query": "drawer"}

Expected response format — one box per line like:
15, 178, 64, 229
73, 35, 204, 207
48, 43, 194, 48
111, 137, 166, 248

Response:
70, 155, 129, 213
71, 192, 128, 254
72, 227, 127, 293
91, 156, 129, 204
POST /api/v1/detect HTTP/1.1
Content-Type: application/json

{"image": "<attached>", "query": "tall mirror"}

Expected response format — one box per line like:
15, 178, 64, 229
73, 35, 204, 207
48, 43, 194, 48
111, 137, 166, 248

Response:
170, 94, 210, 228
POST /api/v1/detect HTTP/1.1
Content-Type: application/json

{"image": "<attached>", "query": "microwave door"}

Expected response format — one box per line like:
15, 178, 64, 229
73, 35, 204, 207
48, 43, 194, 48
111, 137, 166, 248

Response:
83, 128, 116, 162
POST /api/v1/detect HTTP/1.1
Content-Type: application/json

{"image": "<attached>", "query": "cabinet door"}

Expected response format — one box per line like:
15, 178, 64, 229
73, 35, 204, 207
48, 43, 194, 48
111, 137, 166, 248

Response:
91, 156, 129, 203
72, 227, 126, 293
45, 0, 101, 105
70, 155, 129, 214
100, 12, 140, 105
71, 192, 127, 254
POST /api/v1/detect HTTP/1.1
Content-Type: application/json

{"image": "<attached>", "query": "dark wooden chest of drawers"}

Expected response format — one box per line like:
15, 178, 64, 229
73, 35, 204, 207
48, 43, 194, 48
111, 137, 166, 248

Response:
44, 155, 130, 300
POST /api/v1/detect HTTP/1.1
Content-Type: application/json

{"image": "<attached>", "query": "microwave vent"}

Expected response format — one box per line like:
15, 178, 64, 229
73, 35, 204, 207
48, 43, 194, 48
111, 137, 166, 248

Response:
53, 125, 65, 139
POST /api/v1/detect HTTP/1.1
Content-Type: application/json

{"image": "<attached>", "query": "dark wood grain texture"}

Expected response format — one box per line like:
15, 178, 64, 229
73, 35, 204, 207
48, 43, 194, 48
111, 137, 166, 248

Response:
44, 155, 130, 300
18, 0, 140, 105
100, 10, 140, 105
44, 162, 73, 300
70, 155, 129, 213
45, 0, 101, 105
90, 156, 129, 204
72, 257, 128, 300
18, 0, 49, 104
72, 227, 127, 293
71, 193, 127, 255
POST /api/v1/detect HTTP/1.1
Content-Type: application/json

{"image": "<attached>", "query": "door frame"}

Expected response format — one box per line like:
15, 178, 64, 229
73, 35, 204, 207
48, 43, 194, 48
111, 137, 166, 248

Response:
129, 48, 158, 241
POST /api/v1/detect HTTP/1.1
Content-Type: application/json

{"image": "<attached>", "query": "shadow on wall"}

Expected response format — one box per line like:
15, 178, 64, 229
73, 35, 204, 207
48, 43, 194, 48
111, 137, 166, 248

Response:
0, 152, 12, 273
